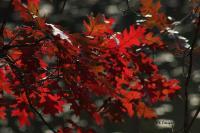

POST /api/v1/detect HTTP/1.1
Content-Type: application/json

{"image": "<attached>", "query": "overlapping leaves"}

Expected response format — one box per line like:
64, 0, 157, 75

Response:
0, 0, 180, 132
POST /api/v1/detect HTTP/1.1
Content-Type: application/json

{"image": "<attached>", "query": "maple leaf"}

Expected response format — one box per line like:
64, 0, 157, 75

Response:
90, 65, 104, 75
3, 28, 14, 39
11, 109, 34, 127
0, 107, 6, 120
117, 26, 146, 52
0, 0, 182, 130
143, 32, 164, 48
83, 14, 114, 36
39, 94, 64, 115
0, 69, 12, 94
85, 81, 111, 95
8, 48, 22, 61
121, 100, 134, 117
162, 79, 181, 95
140, 0, 169, 30
27, 0, 40, 15
92, 112, 103, 126
41, 40, 58, 58
137, 102, 156, 119
12, 0, 32, 22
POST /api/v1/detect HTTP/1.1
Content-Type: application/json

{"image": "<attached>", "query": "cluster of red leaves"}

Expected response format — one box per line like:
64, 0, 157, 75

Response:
0, 0, 180, 132
139, 0, 170, 30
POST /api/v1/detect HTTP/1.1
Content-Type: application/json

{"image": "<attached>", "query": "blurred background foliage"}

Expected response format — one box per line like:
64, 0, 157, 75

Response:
0, 0, 199, 133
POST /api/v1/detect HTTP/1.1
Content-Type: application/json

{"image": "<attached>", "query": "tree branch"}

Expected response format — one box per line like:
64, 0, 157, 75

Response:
60, 0, 68, 13
183, 9, 200, 133
125, 0, 130, 10
186, 106, 200, 132
25, 90, 57, 133
4, 55, 57, 133
0, 0, 13, 38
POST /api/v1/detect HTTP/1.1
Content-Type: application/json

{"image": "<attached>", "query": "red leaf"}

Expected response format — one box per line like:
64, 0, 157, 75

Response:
0, 107, 6, 120
118, 26, 146, 52
83, 14, 114, 36
92, 112, 103, 126
12, 109, 34, 127
137, 102, 156, 119
122, 100, 134, 117
28, 0, 40, 15
140, 0, 169, 30
12, 0, 32, 21
39, 94, 64, 115
0, 69, 12, 94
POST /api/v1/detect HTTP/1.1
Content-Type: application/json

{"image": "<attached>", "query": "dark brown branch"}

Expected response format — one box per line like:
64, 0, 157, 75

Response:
0, 18, 6, 38
125, 0, 130, 10
186, 106, 200, 132
0, 36, 47, 57
4, 56, 57, 133
60, 0, 68, 13
183, 11, 200, 133
25, 90, 57, 133
0, 0, 13, 38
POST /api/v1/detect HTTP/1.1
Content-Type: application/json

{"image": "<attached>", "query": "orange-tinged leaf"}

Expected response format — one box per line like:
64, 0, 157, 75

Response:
8, 48, 22, 60
137, 102, 156, 119
0, 107, 6, 120
144, 32, 164, 48
122, 100, 134, 117
3, 28, 14, 39
90, 65, 104, 75
126, 91, 142, 100
140, 0, 169, 30
83, 14, 114, 36
28, 0, 40, 15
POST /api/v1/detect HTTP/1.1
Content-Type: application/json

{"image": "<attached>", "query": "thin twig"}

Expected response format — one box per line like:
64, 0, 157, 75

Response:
60, 0, 68, 13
